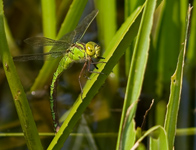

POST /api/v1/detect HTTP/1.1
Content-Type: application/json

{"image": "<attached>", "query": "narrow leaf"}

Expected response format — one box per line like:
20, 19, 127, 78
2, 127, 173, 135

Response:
0, 1, 43, 149
164, 5, 192, 149
117, 0, 157, 149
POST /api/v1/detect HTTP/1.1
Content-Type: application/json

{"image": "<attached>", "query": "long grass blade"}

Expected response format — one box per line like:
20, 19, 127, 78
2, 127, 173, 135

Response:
164, 5, 192, 149
0, 1, 43, 149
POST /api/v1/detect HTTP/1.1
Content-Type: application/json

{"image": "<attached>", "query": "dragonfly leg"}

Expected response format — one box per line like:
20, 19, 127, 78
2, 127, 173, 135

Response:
91, 61, 106, 65
91, 56, 106, 68
92, 61, 106, 71
83, 73, 91, 80
79, 61, 88, 99
88, 59, 105, 74
82, 61, 91, 80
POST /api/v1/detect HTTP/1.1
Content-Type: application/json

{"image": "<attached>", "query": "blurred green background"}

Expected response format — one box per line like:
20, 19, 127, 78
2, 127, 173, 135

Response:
0, 0, 196, 149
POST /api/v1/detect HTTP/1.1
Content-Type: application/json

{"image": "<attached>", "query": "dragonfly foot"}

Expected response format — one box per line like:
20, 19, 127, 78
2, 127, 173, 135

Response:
80, 93, 84, 99
84, 75, 91, 80
55, 126, 60, 133
89, 71, 104, 74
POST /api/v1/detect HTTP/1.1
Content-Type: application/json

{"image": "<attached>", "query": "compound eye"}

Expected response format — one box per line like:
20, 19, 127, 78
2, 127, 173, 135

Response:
94, 45, 100, 58
86, 43, 95, 56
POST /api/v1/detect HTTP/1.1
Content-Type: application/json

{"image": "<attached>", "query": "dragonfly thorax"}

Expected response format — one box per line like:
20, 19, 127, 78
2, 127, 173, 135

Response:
85, 41, 100, 58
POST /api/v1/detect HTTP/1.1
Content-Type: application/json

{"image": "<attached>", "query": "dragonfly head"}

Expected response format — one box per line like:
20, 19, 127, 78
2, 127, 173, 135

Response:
86, 42, 100, 58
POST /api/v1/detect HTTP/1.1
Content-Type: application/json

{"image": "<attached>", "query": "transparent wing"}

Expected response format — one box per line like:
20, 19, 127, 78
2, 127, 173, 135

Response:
15, 10, 99, 61
25, 37, 71, 50
13, 51, 65, 61
61, 10, 99, 44
23, 37, 72, 59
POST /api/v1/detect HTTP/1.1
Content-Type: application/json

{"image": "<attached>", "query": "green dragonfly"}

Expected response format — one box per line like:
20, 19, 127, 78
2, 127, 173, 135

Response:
14, 10, 104, 132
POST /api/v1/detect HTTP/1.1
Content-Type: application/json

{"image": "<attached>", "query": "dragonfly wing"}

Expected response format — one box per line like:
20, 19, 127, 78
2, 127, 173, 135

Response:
25, 36, 72, 55
60, 10, 99, 44
25, 37, 60, 46
21, 10, 99, 61
25, 37, 71, 50
49, 39, 71, 53
13, 51, 64, 61
73, 10, 99, 42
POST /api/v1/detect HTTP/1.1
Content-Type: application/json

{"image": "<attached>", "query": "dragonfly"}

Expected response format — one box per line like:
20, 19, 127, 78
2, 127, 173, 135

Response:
13, 10, 104, 132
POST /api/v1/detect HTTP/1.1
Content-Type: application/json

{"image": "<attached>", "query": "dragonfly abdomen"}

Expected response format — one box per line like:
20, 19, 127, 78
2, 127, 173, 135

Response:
49, 46, 86, 132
